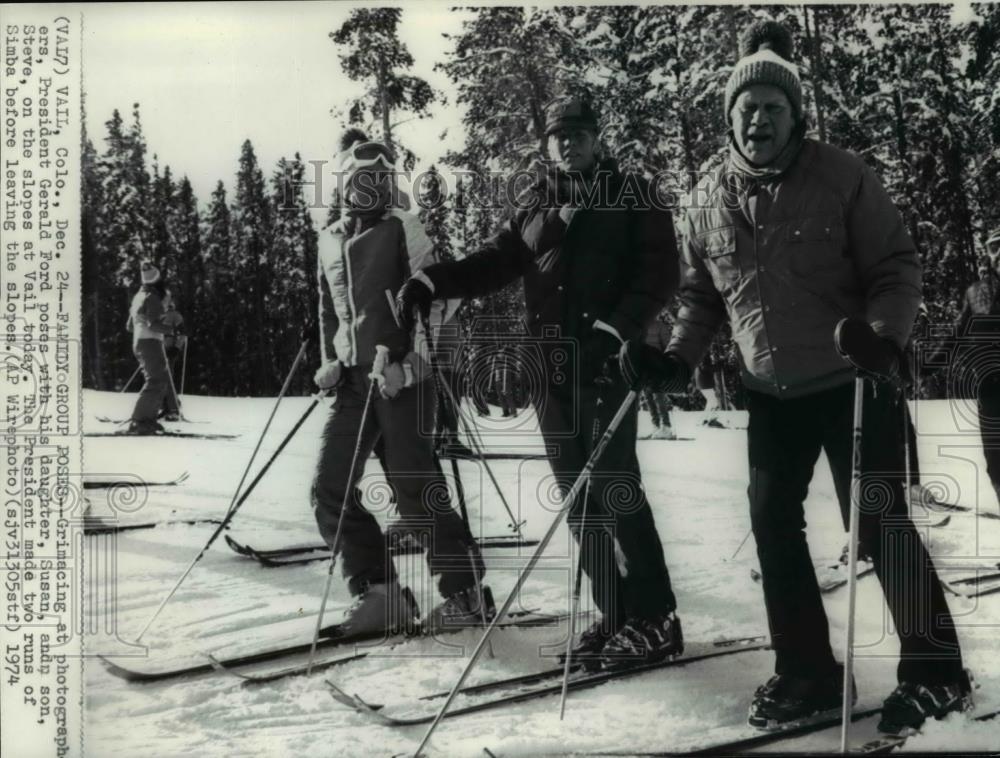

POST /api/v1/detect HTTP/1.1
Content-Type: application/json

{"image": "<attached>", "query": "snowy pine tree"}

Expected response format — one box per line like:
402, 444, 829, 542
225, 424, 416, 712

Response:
330, 8, 439, 160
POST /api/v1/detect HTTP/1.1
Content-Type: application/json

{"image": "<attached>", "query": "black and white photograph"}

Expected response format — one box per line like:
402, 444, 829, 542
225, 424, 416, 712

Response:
2, 1, 1000, 756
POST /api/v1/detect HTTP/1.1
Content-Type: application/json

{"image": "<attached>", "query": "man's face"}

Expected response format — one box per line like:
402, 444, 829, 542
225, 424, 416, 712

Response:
731, 85, 796, 167
344, 167, 393, 214
548, 128, 599, 173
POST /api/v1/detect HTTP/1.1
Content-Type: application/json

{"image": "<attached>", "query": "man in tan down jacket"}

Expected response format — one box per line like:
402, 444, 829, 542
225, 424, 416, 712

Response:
615, 19, 968, 737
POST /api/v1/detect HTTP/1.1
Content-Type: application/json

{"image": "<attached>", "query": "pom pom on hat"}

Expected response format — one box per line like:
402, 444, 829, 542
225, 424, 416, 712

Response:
739, 19, 795, 60
724, 19, 802, 124
338, 127, 369, 152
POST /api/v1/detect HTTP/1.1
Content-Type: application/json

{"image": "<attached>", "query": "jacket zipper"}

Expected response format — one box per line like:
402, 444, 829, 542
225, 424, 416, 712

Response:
343, 234, 358, 364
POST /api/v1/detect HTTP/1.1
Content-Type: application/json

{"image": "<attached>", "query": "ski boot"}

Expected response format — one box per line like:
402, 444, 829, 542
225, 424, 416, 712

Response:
127, 419, 165, 435
559, 616, 624, 672
652, 425, 677, 440
162, 411, 181, 422
320, 581, 419, 641
748, 668, 855, 730
423, 584, 495, 634
599, 612, 683, 671
877, 671, 973, 735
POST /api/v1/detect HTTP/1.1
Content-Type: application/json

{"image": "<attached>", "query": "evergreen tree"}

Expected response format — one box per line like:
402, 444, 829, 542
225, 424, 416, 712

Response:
81, 102, 107, 388
200, 181, 234, 393
331, 8, 439, 157
271, 154, 320, 392
149, 158, 177, 276
230, 140, 275, 393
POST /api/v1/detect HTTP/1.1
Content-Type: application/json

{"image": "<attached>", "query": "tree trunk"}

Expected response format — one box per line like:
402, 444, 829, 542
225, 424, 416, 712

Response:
804, 5, 828, 143
378, 56, 392, 151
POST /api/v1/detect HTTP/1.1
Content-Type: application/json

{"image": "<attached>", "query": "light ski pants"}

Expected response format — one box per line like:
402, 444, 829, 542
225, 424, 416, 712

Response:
131, 339, 170, 423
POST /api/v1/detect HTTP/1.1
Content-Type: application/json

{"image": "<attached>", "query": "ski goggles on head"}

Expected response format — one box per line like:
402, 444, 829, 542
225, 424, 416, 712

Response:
338, 141, 397, 173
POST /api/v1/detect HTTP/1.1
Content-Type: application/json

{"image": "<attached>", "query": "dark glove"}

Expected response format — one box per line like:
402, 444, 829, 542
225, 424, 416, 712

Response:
834, 317, 902, 384
618, 341, 692, 393
580, 330, 623, 385
395, 278, 433, 336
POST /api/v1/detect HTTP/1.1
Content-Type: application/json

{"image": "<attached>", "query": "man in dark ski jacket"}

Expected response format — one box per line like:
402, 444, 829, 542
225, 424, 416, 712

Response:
616, 21, 967, 734
398, 96, 683, 669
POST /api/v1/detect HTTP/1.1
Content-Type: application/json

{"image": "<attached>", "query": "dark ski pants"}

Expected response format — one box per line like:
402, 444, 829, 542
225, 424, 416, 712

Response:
538, 382, 676, 625
979, 381, 1000, 510
312, 366, 482, 599
747, 382, 964, 686
131, 339, 170, 423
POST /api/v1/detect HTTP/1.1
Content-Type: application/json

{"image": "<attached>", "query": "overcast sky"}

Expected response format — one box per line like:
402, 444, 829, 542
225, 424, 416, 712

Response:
82, 2, 468, 209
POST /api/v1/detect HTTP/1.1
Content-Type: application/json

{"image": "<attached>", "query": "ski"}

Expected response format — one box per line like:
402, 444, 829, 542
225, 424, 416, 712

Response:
83, 471, 190, 489
681, 706, 884, 755
751, 562, 876, 593
85, 430, 239, 440
224, 534, 542, 567
83, 517, 224, 535
437, 447, 549, 461
858, 706, 1000, 754
943, 572, 1000, 599
99, 609, 575, 683
326, 636, 770, 726
210, 610, 587, 686
919, 498, 1000, 520
97, 415, 209, 425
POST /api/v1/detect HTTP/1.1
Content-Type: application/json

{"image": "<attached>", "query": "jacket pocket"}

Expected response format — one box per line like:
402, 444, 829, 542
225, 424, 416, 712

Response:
699, 225, 741, 285
787, 215, 847, 274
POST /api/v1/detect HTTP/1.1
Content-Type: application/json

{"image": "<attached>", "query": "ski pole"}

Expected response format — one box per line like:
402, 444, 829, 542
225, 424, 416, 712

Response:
410, 390, 637, 758
307, 360, 381, 675
840, 374, 865, 753
418, 314, 526, 539
120, 366, 141, 393
133, 345, 314, 643
730, 528, 753, 561
220, 339, 310, 520
559, 380, 606, 719
180, 336, 189, 397
902, 391, 913, 517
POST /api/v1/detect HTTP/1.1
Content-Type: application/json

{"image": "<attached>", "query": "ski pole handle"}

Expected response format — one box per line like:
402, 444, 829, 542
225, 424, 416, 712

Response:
369, 344, 390, 390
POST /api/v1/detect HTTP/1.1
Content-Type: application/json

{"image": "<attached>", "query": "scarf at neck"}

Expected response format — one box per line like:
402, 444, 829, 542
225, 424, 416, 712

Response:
727, 127, 805, 181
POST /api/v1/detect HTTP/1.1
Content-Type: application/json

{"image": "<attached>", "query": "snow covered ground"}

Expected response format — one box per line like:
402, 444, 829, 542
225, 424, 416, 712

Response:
81, 390, 1000, 756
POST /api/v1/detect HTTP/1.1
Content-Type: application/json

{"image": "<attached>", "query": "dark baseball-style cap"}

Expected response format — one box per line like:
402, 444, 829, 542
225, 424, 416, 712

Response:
544, 97, 599, 135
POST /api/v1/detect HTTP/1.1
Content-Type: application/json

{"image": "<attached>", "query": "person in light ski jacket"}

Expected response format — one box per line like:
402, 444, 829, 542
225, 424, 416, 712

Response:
311, 131, 489, 638
126, 262, 173, 435
617, 20, 967, 735
397, 96, 684, 670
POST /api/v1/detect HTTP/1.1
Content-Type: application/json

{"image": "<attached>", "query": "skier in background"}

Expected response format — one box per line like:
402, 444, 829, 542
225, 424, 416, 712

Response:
311, 130, 489, 639
160, 291, 185, 422
126, 262, 173, 435
491, 345, 517, 418
640, 316, 676, 440
616, 20, 967, 735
